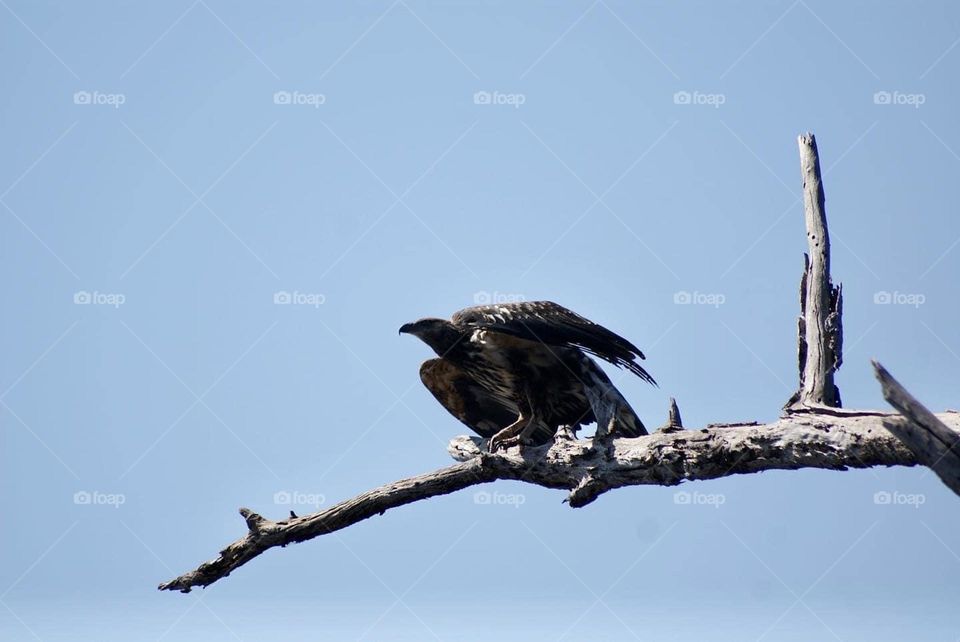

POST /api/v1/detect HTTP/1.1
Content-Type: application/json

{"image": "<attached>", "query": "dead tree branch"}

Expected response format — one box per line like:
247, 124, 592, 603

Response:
874, 361, 960, 495
160, 459, 494, 593
787, 133, 843, 410
161, 411, 951, 593
159, 132, 958, 594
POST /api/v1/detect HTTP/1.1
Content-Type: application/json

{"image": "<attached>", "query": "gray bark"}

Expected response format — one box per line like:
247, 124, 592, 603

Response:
787, 133, 843, 409
657, 397, 684, 433
874, 361, 960, 495
160, 410, 959, 593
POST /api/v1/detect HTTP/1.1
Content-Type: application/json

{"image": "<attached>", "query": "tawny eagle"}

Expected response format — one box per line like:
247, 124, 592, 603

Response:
399, 301, 655, 451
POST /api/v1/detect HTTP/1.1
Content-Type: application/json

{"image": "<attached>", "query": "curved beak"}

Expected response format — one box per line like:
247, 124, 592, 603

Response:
398, 322, 415, 336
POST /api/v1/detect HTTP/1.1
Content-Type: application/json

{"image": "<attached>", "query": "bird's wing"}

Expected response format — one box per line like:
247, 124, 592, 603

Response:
418, 358, 555, 443
451, 301, 656, 385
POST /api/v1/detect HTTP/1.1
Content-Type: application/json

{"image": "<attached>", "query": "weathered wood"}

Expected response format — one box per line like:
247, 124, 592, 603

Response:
159, 410, 947, 593
874, 361, 960, 496
788, 133, 843, 409
159, 459, 497, 593
657, 397, 684, 433
668, 397, 682, 427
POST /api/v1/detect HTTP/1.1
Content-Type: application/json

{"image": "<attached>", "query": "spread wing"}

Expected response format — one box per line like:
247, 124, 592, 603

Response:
451, 301, 656, 385
418, 358, 554, 443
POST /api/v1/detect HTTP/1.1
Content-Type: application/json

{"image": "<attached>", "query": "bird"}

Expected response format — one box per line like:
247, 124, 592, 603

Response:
399, 301, 655, 451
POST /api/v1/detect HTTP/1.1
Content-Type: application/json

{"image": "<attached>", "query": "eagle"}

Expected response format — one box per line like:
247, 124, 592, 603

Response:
399, 301, 655, 451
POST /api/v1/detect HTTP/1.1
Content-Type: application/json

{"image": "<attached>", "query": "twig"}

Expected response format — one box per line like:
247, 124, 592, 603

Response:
657, 397, 684, 433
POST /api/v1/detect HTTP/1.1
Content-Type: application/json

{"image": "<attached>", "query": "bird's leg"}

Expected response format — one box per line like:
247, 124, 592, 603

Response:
511, 391, 546, 449
554, 424, 577, 441
488, 413, 528, 452
518, 413, 545, 446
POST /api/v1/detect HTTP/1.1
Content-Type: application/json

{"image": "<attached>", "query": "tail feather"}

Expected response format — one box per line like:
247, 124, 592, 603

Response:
581, 357, 648, 438
615, 400, 647, 437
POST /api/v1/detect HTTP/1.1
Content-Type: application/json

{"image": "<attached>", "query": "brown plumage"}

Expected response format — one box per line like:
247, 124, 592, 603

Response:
400, 301, 655, 451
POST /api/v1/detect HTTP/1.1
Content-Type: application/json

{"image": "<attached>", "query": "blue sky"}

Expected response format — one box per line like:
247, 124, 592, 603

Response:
3, 1, 960, 640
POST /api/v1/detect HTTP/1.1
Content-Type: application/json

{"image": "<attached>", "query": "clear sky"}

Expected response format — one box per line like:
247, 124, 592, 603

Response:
3, 1, 960, 640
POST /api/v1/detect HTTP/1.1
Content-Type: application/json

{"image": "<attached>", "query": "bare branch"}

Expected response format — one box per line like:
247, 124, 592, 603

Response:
874, 360, 960, 496
788, 133, 843, 410
160, 410, 956, 593
159, 458, 495, 593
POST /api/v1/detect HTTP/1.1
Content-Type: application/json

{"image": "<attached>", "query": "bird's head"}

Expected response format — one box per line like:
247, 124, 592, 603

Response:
399, 318, 462, 355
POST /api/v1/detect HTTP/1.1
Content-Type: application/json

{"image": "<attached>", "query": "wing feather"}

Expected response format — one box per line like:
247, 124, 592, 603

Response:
452, 301, 657, 385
